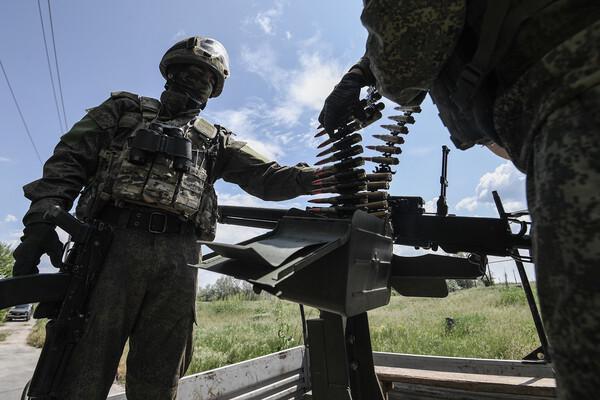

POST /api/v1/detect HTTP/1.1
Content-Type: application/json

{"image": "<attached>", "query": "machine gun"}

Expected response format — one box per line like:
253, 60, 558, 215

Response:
200, 91, 548, 400
208, 184, 544, 400
0, 206, 113, 399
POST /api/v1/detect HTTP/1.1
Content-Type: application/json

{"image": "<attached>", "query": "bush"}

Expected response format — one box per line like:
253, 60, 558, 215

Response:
198, 276, 261, 302
27, 319, 47, 348
497, 286, 527, 306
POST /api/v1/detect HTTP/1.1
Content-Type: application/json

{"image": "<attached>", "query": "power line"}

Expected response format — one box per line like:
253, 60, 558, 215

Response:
0, 59, 44, 165
46, 0, 68, 129
37, 0, 65, 132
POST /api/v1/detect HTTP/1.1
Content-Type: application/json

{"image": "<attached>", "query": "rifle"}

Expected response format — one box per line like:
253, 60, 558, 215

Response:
3, 206, 113, 399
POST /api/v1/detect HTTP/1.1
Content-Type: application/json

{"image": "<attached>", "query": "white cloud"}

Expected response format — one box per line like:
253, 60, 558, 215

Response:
240, 44, 344, 128
424, 197, 438, 213
254, 1, 285, 35
205, 104, 285, 160
217, 192, 274, 208
209, 43, 345, 158
285, 31, 292, 40
455, 196, 478, 212
172, 29, 187, 41
0, 156, 10, 162
240, 45, 287, 89
3, 214, 17, 223
455, 161, 526, 214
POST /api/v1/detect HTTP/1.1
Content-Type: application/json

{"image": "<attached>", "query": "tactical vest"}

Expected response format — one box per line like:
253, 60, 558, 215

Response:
430, 0, 557, 150
76, 92, 222, 240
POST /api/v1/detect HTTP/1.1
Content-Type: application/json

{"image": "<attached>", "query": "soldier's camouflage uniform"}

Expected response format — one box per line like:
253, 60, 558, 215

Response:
361, 1, 600, 398
22, 92, 315, 400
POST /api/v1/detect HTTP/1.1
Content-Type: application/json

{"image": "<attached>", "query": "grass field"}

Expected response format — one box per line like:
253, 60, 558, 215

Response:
25, 285, 540, 377
187, 285, 539, 374
0, 309, 7, 342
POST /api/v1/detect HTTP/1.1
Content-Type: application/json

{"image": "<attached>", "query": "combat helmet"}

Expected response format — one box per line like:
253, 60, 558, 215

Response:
160, 36, 230, 98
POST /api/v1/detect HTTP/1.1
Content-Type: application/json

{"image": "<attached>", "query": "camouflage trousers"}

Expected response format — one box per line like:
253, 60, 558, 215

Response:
525, 84, 600, 399
57, 226, 199, 400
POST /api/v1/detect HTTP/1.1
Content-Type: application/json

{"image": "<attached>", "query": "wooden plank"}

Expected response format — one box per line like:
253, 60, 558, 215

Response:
376, 366, 556, 397
373, 352, 554, 378
388, 382, 556, 400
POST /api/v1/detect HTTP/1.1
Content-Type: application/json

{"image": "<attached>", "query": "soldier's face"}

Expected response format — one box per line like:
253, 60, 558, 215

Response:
170, 64, 216, 104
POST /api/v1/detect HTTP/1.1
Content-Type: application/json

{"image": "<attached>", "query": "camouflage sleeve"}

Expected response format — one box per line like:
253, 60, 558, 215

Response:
214, 133, 315, 201
21, 98, 124, 224
361, 0, 466, 105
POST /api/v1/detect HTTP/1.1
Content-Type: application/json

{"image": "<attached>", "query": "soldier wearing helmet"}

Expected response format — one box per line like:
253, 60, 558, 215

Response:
12, 36, 316, 400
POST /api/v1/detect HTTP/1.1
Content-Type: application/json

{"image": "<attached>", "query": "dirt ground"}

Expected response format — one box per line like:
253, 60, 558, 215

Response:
0, 318, 125, 399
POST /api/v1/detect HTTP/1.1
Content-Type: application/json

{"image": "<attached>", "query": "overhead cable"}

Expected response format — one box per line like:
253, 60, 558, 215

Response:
0, 59, 44, 165
46, 0, 68, 129
37, 0, 64, 132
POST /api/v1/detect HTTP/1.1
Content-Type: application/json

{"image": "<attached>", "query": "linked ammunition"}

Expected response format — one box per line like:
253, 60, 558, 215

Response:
394, 105, 422, 113
366, 181, 390, 191
312, 169, 366, 186
307, 200, 389, 214
311, 182, 367, 195
366, 172, 393, 182
315, 145, 363, 166
314, 158, 365, 178
388, 114, 415, 124
368, 210, 390, 218
366, 145, 402, 155
373, 134, 405, 144
317, 133, 362, 155
308, 191, 388, 204
381, 124, 409, 134
363, 156, 399, 165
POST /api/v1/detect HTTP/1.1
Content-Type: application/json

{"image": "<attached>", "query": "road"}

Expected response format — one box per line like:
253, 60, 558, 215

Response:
0, 319, 125, 399
0, 318, 40, 400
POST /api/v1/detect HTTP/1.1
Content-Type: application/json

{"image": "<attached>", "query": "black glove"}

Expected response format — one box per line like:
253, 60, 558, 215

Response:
12, 222, 63, 276
318, 67, 370, 134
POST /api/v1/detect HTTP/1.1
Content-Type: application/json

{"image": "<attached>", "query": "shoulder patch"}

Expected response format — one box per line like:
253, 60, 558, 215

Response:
193, 117, 218, 140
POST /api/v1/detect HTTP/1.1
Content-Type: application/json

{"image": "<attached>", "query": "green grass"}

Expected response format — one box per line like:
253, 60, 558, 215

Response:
187, 285, 539, 375
20, 285, 541, 376
0, 309, 7, 342
27, 319, 47, 348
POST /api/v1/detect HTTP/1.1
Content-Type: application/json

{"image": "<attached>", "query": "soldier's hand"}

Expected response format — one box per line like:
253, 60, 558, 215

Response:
12, 223, 64, 276
318, 68, 368, 134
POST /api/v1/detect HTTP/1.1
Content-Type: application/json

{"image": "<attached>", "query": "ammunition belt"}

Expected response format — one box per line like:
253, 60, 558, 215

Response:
99, 204, 194, 235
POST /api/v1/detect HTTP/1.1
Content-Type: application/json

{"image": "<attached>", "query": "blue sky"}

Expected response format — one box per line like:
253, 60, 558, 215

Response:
0, 1, 532, 284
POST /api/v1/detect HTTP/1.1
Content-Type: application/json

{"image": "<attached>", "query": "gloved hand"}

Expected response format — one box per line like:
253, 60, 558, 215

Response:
12, 222, 63, 276
318, 67, 370, 134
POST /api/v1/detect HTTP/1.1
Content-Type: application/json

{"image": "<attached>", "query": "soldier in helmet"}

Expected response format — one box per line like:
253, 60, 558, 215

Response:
319, 2, 599, 398
12, 36, 316, 400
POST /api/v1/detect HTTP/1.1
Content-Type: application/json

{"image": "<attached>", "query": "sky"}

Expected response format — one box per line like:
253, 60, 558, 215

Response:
0, 0, 533, 285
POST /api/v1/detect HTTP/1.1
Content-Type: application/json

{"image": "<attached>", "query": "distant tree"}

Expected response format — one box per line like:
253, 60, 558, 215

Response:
197, 276, 261, 301
0, 242, 13, 278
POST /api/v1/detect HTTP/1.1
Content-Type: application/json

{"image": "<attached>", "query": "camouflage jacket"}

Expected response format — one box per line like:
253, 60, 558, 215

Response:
22, 92, 315, 239
361, 0, 600, 171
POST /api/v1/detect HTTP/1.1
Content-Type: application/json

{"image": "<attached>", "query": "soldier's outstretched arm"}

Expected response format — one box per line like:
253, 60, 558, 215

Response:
215, 132, 315, 201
